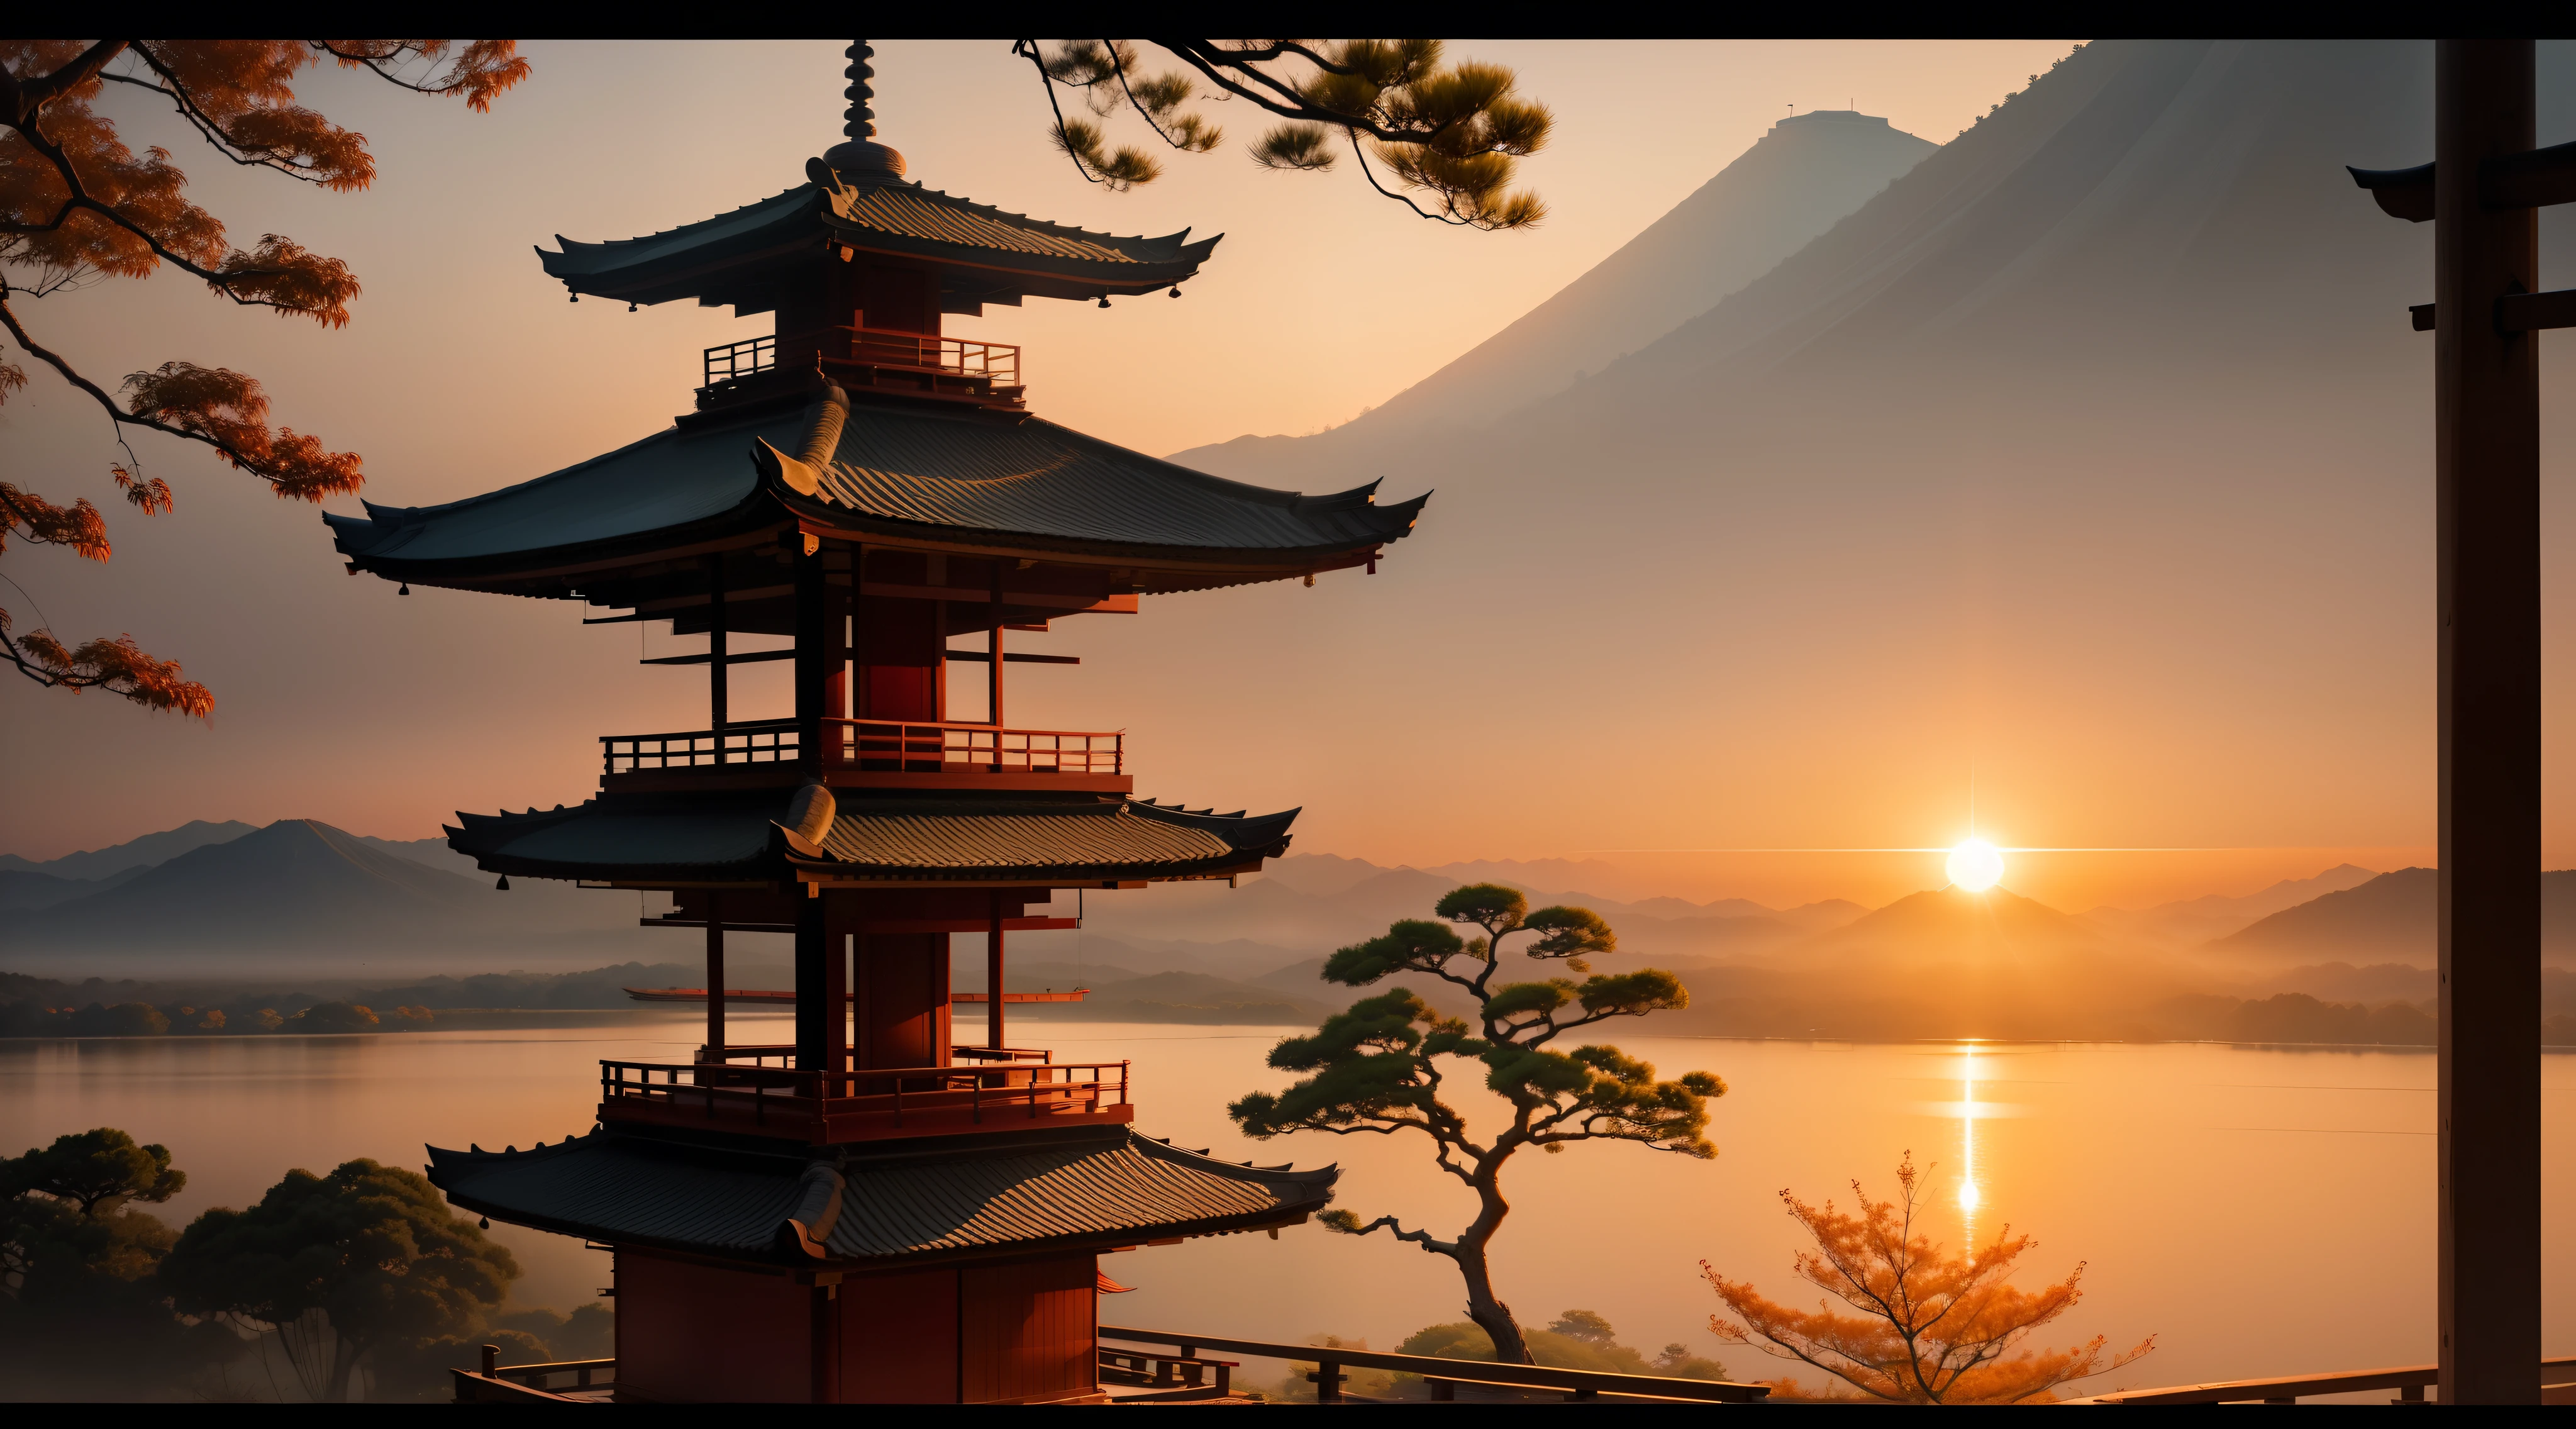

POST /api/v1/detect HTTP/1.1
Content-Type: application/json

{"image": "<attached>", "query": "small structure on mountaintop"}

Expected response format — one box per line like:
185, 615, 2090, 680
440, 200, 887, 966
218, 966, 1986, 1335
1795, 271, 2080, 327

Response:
327, 42, 1424, 1404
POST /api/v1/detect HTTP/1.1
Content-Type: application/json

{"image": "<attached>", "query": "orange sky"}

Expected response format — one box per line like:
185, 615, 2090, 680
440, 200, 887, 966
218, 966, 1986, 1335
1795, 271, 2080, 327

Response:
0, 40, 2482, 911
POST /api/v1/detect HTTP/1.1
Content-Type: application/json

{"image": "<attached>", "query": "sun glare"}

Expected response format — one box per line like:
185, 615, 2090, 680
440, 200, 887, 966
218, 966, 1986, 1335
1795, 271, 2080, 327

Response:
1946, 838, 2005, 892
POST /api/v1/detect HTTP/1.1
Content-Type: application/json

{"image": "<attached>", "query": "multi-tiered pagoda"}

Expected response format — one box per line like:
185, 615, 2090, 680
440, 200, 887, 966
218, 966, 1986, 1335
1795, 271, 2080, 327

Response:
328, 45, 1423, 1404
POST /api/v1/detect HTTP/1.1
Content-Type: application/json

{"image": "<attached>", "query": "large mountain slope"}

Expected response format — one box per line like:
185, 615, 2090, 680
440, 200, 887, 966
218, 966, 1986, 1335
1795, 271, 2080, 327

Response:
1174, 107, 1935, 482
1117, 41, 2576, 869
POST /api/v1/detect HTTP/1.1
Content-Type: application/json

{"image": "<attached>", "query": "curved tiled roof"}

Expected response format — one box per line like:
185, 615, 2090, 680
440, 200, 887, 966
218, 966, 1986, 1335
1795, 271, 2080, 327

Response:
789, 398, 1424, 556
804, 798, 1296, 881
836, 183, 1145, 265
426, 1126, 1334, 1267
326, 390, 1424, 581
535, 175, 1216, 303
445, 792, 1293, 886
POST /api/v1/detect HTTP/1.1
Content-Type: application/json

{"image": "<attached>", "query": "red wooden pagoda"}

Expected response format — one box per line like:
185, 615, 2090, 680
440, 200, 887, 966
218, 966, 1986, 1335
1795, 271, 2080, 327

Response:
331, 44, 1424, 1404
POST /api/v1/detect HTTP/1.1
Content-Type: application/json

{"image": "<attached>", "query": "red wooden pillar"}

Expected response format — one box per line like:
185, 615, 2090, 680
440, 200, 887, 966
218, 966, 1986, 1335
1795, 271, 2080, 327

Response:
2431, 39, 2541, 1404
708, 557, 729, 730
987, 891, 1006, 1050
705, 890, 725, 1059
988, 557, 1005, 729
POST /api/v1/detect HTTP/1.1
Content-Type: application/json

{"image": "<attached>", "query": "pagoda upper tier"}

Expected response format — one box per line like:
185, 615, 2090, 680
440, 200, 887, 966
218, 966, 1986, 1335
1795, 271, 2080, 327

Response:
325, 379, 1424, 602
540, 163, 1219, 316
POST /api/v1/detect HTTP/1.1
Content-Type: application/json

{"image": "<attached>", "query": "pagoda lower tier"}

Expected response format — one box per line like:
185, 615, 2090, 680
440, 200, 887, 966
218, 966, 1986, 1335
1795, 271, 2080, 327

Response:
447, 786, 1294, 888
430, 1123, 1333, 1404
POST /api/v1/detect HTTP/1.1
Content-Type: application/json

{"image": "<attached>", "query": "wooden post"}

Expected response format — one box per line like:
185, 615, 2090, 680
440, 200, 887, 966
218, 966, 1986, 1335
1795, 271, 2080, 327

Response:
988, 559, 1005, 730
794, 888, 830, 1074
987, 891, 1006, 1050
708, 557, 728, 730
2433, 38, 2542, 1405
794, 532, 826, 768
705, 891, 726, 1059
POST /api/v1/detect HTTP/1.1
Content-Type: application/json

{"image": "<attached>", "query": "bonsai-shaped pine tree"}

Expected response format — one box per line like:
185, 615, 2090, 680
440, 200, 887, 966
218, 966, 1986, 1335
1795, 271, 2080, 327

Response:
1230, 884, 1722, 1365
1701, 1154, 2154, 1403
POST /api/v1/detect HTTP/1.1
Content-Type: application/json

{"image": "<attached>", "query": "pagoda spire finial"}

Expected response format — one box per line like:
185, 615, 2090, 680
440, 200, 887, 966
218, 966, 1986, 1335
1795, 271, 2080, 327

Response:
843, 40, 876, 140
820, 40, 906, 182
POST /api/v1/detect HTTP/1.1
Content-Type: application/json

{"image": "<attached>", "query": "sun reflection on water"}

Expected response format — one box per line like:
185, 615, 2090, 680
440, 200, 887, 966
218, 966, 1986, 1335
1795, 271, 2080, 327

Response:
1958, 1045, 1982, 1239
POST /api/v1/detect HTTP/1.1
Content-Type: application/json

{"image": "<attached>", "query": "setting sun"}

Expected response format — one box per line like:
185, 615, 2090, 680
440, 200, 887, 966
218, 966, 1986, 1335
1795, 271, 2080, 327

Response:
1946, 838, 2006, 892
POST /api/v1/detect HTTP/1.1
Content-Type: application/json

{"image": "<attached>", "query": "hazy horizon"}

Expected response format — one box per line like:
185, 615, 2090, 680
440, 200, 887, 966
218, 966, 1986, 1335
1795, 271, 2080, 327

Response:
6, 38, 2560, 916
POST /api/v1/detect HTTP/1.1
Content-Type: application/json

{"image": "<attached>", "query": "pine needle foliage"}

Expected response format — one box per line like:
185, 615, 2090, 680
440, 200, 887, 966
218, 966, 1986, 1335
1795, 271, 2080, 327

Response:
1016, 39, 1550, 229
1702, 1154, 2155, 1403
0, 40, 527, 713
1231, 883, 1721, 1365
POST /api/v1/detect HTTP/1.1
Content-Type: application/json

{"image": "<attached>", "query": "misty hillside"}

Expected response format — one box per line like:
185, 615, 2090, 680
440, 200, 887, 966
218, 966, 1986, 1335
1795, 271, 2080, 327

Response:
1173, 107, 1936, 480
2213, 867, 2576, 962
1069, 854, 1871, 972
4, 818, 644, 964
2091, 864, 2380, 945
0, 818, 257, 882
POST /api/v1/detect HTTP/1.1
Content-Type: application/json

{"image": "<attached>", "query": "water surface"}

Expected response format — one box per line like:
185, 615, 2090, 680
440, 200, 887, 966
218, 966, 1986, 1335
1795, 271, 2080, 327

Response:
6, 1016, 2570, 1396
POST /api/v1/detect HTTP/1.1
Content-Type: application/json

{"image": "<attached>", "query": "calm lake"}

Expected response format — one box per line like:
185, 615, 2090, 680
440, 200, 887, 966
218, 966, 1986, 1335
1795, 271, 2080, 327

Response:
6, 1013, 2572, 1397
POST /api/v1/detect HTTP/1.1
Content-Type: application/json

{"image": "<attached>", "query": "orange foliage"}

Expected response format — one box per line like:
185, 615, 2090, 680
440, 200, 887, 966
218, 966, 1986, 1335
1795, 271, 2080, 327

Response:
1701, 1154, 2153, 1403
1, 40, 522, 713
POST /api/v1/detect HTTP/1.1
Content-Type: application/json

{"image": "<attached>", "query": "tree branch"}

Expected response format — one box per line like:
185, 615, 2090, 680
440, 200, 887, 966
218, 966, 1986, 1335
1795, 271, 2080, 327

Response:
0, 40, 129, 121
0, 285, 265, 479
1329, 1213, 1459, 1258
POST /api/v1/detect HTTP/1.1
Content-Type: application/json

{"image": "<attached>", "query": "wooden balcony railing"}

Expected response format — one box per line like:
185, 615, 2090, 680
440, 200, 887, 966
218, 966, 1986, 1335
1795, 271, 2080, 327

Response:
699, 1043, 1056, 1067
600, 719, 1121, 783
819, 718, 1122, 776
2062, 1355, 2576, 1404
602, 719, 799, 775
1100, 1327, 1770, 1404
598, 1055, 1130, 1143
703, 326, 1021, 390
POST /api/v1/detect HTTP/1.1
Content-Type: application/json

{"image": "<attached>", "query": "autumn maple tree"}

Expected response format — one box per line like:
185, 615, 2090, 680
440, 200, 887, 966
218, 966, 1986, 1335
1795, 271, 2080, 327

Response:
0, 40, 526, 714
1018, 40, 1551, 229
1702, 1154, 2155, 1403
1231, 884, 1722, 1365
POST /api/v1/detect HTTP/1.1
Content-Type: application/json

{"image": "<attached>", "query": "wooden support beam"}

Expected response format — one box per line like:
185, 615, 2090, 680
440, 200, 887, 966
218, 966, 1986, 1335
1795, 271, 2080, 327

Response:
705, 891, 725, 1056
989, 559, 1004, 728
641, 648, 795, 667
2432, 39, 2543, 1404
708, 560, 728, 729
939, 650, 1080, 665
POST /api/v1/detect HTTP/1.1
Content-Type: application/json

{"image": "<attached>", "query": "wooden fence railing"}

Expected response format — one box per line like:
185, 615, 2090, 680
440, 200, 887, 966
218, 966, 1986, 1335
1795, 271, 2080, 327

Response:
602, 719, 798, 774
599, 719, 1121, 778
819, 718, 1122, 776
2062, 1355, 2576, 1404
1098, 1326, 1769, 1404
598, 1056, 1128, 1138
703, 326, 1021, 389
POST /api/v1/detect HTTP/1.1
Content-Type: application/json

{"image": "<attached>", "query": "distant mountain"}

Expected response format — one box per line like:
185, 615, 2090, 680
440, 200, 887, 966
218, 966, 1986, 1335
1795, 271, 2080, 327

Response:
1079, 854, 1866, 964
2211, 867, 2576, 964
1169, 108, 1937, 484
0, 864, 153, 913
4, 818, 642, 965
1802, 885, 2116, 963
0, 819, 257, 882
2091, 864, 2382, 944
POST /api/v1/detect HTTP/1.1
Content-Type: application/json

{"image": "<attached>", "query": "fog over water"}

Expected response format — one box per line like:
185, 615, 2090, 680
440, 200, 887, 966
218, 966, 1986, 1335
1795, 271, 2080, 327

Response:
6, 1012, 2569, 1396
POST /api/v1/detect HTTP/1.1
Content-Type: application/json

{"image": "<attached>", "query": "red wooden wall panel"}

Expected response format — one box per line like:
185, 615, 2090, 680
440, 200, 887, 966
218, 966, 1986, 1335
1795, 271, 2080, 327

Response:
855, 931, 948, 1069
960, 1253, 1097, 1403
616, 1253, 813, 1403
838, 1267, 962, 1402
